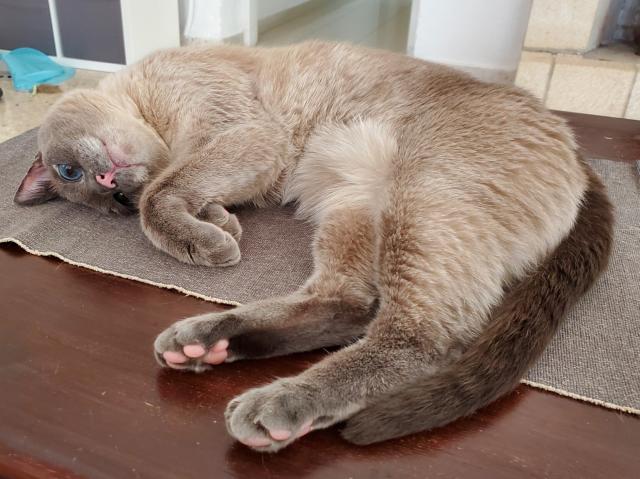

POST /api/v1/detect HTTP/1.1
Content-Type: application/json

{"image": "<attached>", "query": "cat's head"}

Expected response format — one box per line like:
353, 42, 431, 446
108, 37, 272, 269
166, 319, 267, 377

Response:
14, 89, 168, 215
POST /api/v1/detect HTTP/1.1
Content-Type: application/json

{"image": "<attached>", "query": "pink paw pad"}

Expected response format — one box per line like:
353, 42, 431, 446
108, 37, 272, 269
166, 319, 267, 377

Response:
269, 429, 292, 441
201, 339, 229, 365
296, 420, 313, 438
213, 339, 229, 352
241, 436, 272, 448
163, 350, 187, 364
203, 349, 228, 365
183, 344, 206, 358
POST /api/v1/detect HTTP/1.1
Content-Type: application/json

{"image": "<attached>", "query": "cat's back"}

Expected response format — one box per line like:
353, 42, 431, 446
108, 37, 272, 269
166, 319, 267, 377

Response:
99, 42, 264, 102
255, 42, 566, 150
287, 43, 575, 153
102, 40, 511, 123
100, 41, 575, 163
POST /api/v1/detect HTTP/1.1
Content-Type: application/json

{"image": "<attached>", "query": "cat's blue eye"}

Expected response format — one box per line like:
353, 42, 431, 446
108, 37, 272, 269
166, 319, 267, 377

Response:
56, 164, 83, 182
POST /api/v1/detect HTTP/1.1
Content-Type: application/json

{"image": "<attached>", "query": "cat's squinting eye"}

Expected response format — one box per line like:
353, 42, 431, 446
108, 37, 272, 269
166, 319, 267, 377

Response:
56, 164, 84, 182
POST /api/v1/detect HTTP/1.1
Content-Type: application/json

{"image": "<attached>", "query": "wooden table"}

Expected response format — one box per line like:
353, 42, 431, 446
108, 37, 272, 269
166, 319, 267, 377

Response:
1, 112, 639, 479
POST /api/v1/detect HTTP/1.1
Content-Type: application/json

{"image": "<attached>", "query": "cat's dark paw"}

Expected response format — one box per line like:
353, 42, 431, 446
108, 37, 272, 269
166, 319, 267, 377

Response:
153, 313, 241, 371
225, 378, 362, 452
224, 380, 317, 452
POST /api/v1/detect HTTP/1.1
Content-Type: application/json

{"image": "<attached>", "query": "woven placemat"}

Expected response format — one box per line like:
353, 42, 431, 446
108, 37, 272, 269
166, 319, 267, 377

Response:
1, 129, 638, 414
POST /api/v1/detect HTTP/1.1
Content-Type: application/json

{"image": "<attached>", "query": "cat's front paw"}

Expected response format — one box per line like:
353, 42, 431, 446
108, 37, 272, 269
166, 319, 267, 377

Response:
197, 203, 242, 243
225, 380, 317, 452
141, 198, 241, 267
154, 313, 240, 371
146, 225, 241, 267
183, 230, 241, 267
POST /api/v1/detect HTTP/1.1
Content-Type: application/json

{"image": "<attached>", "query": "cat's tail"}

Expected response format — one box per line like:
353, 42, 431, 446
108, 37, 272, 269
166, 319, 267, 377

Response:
341, 164, 614, 445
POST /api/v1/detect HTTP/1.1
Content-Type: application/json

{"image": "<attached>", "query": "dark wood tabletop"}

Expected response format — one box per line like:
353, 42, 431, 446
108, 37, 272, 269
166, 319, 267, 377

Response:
1, 111, 639, 479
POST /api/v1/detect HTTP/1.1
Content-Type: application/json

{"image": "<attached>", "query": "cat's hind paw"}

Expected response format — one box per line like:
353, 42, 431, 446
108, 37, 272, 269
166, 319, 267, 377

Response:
153, 316, 232, 372
225, 381, 315, 452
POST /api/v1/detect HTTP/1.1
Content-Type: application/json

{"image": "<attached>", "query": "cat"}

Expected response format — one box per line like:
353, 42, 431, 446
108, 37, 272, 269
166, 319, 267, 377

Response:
14, 41, 613, 451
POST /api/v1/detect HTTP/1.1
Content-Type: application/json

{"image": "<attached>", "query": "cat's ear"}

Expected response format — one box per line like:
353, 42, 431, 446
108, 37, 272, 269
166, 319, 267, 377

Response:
14, 152, 59, 205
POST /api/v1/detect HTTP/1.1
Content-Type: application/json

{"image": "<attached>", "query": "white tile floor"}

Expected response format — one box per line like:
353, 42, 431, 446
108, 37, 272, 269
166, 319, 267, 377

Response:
0, 0, 412, 143
0, 69, 106, 143
258, 0, 411, 52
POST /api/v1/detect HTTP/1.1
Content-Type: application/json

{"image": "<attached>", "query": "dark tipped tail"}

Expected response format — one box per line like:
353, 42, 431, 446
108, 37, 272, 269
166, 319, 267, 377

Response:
342, 166, 614, 445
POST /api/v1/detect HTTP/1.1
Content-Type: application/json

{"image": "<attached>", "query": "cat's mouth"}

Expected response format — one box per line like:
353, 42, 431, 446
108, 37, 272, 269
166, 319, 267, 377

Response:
113, 191, 137, 212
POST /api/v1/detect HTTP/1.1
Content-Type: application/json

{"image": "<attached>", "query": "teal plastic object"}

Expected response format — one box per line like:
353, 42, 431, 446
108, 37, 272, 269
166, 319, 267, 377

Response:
1, 48, 75, 92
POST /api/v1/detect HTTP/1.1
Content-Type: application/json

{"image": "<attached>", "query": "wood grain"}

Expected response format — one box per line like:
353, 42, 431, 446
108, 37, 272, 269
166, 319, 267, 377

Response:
558, 111, 640, 163
1, 112, 639, 479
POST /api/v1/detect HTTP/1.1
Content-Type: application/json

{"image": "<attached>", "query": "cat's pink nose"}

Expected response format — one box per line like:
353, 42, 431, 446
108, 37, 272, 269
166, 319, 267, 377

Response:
96, 171, 116, 189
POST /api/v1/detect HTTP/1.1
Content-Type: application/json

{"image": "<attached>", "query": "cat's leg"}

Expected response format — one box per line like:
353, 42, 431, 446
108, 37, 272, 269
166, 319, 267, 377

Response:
154, 208, 378, 370
223, 294, 450, 450
223, 182, 510, 452
140, 123, 287, 267
154, 292, 375, 371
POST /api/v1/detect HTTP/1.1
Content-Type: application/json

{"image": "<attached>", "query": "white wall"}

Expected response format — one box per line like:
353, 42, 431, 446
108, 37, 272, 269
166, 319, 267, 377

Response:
121, 0, 181, 63
180, 0, 310, 41
409, 0, 532, 82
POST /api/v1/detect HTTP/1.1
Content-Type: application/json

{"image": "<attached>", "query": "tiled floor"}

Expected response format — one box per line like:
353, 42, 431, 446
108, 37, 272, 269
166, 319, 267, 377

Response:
0, 69, 106, 143
257, 0, 411, 52
0, 0, 411, 144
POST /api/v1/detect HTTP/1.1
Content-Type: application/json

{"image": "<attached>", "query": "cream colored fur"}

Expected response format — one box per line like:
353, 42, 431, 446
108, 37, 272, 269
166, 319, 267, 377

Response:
23, 41, 593, 451
284, 119, 397, 222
